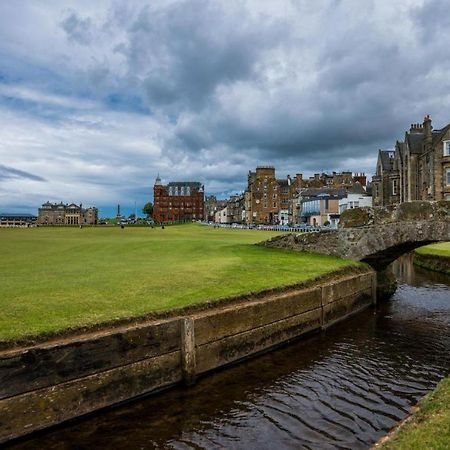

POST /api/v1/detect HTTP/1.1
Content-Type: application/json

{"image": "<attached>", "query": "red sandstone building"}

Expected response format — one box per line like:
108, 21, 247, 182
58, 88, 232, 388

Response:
153, 175, 205, 223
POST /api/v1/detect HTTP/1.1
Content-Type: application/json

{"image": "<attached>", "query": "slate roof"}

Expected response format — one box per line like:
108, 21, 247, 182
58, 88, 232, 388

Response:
431, 123, 450, 145
297, 187, 347, 199
167, 182, 202, 188
348, 182, 366, 195
0, 213, 37, 218
379, 150, 395, 170
406, 132, 424, 154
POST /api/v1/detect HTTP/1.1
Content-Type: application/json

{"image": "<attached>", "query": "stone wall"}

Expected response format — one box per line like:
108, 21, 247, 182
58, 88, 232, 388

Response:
0, 269, 375, 444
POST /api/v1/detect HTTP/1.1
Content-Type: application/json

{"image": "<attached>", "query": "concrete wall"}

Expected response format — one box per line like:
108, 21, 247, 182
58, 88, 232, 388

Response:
0, 270, 375, 444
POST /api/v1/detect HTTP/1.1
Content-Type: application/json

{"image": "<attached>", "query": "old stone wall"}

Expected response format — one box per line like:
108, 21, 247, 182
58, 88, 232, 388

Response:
0, 270, 375, 444
262, 202, 450, 269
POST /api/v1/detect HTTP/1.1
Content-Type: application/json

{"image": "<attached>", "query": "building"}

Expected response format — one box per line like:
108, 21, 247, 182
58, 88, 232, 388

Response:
372, 115, 450, 206
226, 193, 245, 223
245, 166, 279, 224
297, 187, 347, 227
338, 182, 372, 214
214, 206, 229, 224
37, 202, 98, 225
0, 213, 37, 227
204, 195, 227, 222
244, 167, 305, 224
153, 176, 204, 223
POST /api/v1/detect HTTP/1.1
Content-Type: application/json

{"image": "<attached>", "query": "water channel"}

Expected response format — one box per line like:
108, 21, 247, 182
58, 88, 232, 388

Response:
7, 254, 450, 450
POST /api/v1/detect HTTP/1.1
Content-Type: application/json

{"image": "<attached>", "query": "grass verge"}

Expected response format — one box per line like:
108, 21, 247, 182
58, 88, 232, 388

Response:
414, 242, 450, 275
377, 377, 450, 450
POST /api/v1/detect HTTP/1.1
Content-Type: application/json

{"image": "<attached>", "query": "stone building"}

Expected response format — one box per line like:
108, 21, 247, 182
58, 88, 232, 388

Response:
37, 202, 98, 225
204, 195, 227, 222
372, 115, 450, 206
226, 193, 245, 223
244, 167, 305, 224
153, 176, 204, 223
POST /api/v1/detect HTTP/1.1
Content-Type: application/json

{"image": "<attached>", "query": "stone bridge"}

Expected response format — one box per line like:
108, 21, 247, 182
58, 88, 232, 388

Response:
262, 201, 450, 271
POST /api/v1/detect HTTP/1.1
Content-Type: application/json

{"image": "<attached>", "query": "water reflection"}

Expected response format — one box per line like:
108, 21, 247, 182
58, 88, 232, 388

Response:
7, 255, 450, 450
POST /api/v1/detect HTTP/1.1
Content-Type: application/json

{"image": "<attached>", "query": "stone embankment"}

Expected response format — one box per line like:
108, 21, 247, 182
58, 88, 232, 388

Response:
0, 268, 375, 444
414, 252, 450, 275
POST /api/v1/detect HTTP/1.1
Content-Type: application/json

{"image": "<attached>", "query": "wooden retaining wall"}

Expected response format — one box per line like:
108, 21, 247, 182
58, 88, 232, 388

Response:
0, 270, 376, 444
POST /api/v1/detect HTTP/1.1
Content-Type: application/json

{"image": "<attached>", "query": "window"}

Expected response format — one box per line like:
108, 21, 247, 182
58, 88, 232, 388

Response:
444, 141, 450, 156
392, 179, 398, 195
446, 168, 450, 186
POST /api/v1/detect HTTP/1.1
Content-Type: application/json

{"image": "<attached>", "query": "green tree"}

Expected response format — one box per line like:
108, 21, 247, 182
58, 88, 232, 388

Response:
143, 202, 153, 217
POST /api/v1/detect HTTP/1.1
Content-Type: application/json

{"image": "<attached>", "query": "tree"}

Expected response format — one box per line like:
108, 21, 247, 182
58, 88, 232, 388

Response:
143, 202, 153, 217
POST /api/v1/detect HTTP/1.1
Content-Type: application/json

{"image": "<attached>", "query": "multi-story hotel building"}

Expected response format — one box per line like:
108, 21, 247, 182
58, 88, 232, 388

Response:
153, 175, 205, 223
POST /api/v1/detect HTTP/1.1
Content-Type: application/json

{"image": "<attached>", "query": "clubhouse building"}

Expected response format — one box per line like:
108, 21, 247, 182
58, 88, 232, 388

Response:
37, 202, 98, 225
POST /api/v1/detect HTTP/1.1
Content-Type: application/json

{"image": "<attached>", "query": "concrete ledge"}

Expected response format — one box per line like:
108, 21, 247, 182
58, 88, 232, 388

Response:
0, 268, 376, 444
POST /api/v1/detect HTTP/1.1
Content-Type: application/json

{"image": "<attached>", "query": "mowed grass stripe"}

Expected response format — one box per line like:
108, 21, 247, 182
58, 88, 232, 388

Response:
0, 224, 360, 342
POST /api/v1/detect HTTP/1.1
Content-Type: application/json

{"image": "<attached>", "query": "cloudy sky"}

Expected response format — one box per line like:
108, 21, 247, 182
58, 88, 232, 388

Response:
1, 0, 449, 216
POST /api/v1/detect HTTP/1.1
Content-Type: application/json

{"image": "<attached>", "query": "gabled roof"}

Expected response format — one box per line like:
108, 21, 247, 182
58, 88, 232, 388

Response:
348, 182, 366, 195
431, 123, 450, 145
378, 150, 395, 171
406, 132, 424, 154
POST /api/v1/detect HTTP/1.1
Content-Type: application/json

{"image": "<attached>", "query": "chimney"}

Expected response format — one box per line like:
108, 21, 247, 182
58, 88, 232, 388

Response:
410, 122, 424, 134
423, 114, 432, 144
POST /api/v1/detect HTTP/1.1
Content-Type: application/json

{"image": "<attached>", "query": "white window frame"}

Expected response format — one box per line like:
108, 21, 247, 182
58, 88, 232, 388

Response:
444, 141, 450, 157
392, 179, 398, 195
446, 168, 450, 186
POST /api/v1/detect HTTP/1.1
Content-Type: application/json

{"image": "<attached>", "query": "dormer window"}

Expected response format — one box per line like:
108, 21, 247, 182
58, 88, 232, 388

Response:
444, 141, 450, 156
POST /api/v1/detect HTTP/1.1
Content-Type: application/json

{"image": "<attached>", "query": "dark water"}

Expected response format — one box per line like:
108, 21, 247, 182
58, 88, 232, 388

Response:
8, 255, 450, 450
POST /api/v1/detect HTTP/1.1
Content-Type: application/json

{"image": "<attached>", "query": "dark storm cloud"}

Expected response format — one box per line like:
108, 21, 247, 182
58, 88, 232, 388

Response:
0, 165, 46, 182
123, 1, 288, 111
108, 0, 450, 172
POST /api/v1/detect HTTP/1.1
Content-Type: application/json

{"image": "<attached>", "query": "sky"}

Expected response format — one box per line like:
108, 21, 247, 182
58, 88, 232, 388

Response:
1, 0, 450, 217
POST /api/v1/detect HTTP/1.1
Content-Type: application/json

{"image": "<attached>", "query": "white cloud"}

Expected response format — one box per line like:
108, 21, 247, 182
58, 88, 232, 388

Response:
0, 0, 449, 214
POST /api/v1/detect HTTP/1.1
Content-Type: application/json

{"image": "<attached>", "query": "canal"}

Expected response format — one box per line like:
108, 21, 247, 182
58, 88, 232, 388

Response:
7, 254, 450, 450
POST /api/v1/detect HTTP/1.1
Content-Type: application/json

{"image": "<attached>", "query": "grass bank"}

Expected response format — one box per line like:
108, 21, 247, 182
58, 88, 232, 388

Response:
414, 242, 450, 275
0, 224, 360, 343
377, 377, 450, 450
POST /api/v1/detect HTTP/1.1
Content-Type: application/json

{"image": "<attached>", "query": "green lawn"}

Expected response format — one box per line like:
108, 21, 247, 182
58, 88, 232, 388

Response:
0, 224, 359, 342
416, 242, 450, 258
379, 377, 450, 450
